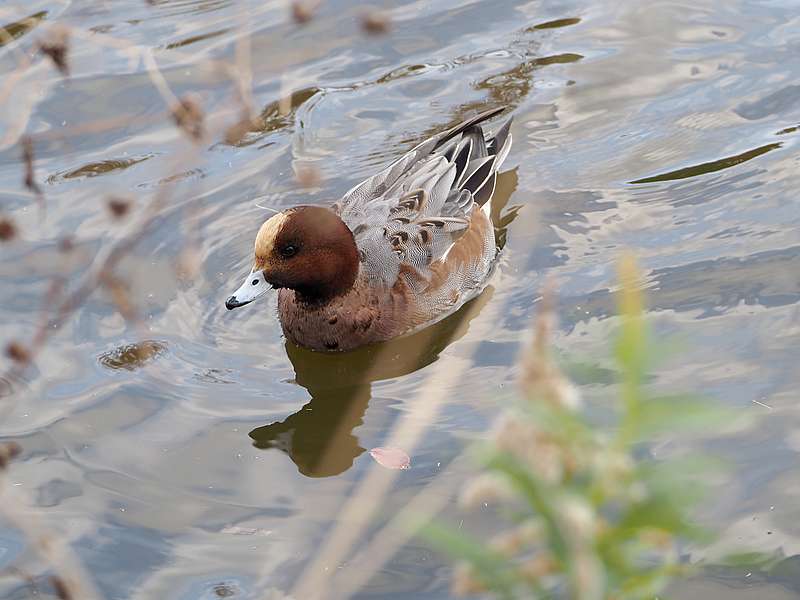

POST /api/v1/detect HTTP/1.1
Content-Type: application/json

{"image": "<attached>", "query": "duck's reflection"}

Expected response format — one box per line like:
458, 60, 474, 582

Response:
249, 167, 518, 477
249, 286, 493, 477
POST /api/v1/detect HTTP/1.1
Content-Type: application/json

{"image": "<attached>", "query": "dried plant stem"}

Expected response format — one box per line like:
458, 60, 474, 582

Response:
0, 4, 275, 599
234, 4, 254, 116
329, 454, 469, 599
0, 476, 103, 599
0, 145, 200, 418
0, 8, 255, 149
140, 49, 181, 108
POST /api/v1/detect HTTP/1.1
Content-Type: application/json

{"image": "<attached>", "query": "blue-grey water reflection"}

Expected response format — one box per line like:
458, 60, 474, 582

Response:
0, 0, 798, 597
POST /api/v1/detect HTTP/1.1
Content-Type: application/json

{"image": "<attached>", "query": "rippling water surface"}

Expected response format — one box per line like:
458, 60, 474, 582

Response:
1, 0, 799, 598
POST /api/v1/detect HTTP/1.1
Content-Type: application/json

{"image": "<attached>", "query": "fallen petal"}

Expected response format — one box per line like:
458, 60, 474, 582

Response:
369, 447, 410, 470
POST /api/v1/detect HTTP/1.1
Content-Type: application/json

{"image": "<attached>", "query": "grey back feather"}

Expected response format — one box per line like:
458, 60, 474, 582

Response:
335, 108, 513, 288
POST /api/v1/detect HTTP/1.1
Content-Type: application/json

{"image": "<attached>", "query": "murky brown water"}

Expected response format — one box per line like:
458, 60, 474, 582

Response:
1, 0, 799, 598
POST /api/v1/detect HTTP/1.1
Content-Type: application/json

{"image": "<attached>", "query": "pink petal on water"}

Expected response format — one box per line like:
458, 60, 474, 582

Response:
369, 447, 410, 470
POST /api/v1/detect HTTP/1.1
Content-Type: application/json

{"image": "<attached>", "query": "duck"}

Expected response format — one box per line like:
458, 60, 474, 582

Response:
225, 106, 513, 352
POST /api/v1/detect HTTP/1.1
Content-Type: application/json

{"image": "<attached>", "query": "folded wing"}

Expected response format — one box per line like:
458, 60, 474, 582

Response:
335, 108, 513, 301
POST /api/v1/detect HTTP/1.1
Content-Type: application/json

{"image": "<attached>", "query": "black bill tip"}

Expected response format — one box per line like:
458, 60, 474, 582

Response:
225, 296, 250, 310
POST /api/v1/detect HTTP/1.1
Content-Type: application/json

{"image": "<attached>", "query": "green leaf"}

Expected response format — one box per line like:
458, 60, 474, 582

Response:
617, 497, 709, 541
635, 394, 742, 438
420, 522, 522, 599
559, 357, 618, 386
636, 454, 727, 501
713, 550, 784, 570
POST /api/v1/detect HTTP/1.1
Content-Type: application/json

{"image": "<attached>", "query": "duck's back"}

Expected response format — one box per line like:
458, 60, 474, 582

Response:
341, 109, 511, 304
281, 108, 513, 350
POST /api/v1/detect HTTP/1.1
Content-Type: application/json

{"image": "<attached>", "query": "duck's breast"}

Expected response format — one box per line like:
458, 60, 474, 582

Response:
277, 281, 414, 352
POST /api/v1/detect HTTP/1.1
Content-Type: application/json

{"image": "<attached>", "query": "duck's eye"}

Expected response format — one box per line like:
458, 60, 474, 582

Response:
251, 279, 259, 286
280, 244, 298, 258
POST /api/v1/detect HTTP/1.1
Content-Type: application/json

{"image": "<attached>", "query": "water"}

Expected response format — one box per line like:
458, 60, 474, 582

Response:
0, 0, 798, 598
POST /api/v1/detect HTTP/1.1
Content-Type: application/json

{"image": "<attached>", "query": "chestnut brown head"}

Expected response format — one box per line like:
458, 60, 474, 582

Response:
226, 206, 359, 309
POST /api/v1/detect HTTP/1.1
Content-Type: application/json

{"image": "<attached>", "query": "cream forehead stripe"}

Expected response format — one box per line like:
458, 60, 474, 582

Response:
254, 212, 289, 259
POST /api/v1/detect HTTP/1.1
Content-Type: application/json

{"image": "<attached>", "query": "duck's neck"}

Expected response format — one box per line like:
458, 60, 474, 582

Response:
292, 245, 359, 304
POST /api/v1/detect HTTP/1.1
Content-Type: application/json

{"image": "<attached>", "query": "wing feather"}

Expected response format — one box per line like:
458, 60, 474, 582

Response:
335, 108, 512, 295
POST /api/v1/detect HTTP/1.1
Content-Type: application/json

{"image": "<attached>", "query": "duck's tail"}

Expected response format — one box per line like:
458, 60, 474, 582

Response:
436, 108, 513, 216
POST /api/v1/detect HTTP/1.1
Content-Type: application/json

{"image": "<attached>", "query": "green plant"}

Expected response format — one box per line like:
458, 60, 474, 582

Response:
424, 257, 737, 600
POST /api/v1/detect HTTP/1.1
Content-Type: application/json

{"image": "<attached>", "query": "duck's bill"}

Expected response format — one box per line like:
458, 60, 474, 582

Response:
225, 269, 269, 310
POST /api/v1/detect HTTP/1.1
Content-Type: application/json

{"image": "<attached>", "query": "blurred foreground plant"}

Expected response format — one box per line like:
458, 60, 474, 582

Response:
424, 257, 737, 600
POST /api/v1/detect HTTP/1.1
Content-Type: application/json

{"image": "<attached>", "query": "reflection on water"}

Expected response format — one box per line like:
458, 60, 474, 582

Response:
630, 142, 783, 184
0, 11, 47, 46
98, 341, 168, 371
0, 0, 799, 598
250, 288, 493, 477
47, 154, 156, 184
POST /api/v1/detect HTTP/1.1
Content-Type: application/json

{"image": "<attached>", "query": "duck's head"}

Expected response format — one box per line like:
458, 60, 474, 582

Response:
225, 206, 359, 310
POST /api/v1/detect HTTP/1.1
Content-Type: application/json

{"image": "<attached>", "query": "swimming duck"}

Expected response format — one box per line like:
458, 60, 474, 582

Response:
225, 106, 513, 351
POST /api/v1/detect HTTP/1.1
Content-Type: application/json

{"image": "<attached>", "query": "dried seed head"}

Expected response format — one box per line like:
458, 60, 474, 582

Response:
490, 412, 564, 483
58, 236, 75, 253
171, 95, 205, 142
451, 562, 485, 597
519, 284, 582, 410
488, 528, 525, 557
559, 496, 597, 544
573, 551, 605, 600
295, 164, 321, 188
519, 554, 557, 581
639, 527, 673, 550
50, 575, 73, 600
592, 450, 633, 494
107, 196, 131, 219
21, 136, 42, 196
4, 441, 21, 459
38, 26, 70, 76
517, 519, 545, 544
291, 1, 315, 24
361, 9, 390, 34
0, 441, 22, 469
5, 341, 31, 364
0, 218, 17, 242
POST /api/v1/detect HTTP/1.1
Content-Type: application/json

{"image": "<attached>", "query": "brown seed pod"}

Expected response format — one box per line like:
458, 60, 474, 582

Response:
5, 341, 31, 364
0, 218, 17, 242
4, 441, 21, 460
171, 95, 205, 142
58, 236, 75, 253
291, 1, 315, 24
107, 196, 131, 219
361, 9, 390, 35
21, 136, 42, 196
0, 441, 22, 469
38, 26, 70, 76
50, 575, 73, 600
